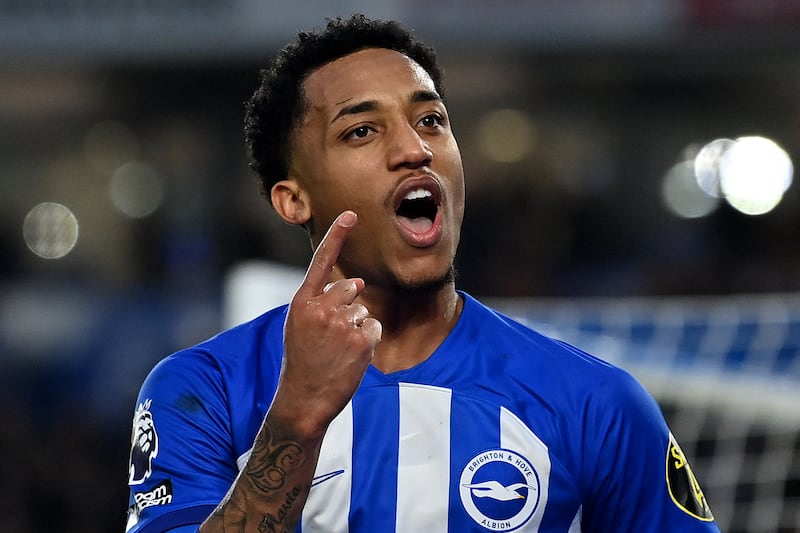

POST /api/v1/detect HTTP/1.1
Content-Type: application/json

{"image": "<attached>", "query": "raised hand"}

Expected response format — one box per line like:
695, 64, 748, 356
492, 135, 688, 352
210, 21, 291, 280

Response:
277, 210, 382, 437
199, 211, 382, 533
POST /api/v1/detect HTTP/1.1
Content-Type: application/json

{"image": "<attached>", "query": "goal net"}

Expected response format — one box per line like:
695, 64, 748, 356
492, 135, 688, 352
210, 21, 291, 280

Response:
493, 293, 800, 533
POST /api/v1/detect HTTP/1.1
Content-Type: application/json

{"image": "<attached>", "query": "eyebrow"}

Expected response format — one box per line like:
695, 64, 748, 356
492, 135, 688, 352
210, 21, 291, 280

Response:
331, 100, 378, 124
410, 89, 441, 104
330, 90, 442, 124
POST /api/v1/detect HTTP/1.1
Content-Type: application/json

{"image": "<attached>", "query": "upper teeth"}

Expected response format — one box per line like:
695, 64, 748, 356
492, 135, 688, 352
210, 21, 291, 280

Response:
404, 188, 432, 201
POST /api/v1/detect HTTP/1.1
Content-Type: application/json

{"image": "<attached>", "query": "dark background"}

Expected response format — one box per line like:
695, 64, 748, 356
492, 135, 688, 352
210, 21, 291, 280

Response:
1, 1, 799, 530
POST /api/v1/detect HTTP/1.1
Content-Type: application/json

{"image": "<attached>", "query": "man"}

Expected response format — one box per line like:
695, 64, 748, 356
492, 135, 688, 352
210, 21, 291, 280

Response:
126, 14, 721, 532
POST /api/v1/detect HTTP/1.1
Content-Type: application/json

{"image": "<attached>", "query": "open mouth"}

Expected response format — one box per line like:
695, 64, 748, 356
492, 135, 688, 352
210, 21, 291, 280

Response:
395, 187, 439, 233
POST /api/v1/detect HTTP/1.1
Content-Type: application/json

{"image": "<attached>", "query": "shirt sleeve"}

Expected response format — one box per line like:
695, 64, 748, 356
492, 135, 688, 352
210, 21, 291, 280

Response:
125, 348, 238, 533
579, 366, 721, 532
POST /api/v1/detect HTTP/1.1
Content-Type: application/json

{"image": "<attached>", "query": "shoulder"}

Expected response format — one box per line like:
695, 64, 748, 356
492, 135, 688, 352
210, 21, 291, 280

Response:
462, 292, 631, 378
461, 292, 662, 425
140, 305, 288, 398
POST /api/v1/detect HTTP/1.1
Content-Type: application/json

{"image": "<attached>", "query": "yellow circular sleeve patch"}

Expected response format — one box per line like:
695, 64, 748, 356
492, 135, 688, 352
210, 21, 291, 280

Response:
666, 432, 714, 521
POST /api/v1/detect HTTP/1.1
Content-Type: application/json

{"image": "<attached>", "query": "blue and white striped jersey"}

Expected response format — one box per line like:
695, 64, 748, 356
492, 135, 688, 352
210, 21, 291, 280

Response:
126, 292, 720, 532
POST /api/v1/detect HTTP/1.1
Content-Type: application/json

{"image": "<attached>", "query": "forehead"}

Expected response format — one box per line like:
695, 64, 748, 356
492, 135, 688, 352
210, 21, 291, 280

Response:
302, 48, 437, 114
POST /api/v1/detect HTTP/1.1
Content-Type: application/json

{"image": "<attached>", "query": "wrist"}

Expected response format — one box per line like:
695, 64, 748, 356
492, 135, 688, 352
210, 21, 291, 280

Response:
267, 389, 330, 444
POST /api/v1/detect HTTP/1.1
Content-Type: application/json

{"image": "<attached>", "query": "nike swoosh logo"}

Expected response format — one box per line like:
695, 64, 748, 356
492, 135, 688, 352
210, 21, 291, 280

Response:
311, 469, 345, 487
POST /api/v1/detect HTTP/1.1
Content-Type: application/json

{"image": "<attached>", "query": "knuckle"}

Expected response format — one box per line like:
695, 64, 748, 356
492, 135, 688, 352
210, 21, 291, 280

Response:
304, 303, 329, 325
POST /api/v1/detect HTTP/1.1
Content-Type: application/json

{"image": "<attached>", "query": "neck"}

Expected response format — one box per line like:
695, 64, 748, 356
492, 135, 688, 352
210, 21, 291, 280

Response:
358, 283, 463, 374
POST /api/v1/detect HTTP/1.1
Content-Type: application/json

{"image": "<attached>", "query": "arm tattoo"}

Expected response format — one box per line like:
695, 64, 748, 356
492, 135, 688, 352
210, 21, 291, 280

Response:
203, 422, 309, 532
246, 424, 305, 494
258, 484, 303, 533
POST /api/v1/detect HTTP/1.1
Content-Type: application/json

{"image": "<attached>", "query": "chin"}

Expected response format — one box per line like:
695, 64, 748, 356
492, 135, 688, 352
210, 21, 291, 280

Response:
390, 264, 457, 295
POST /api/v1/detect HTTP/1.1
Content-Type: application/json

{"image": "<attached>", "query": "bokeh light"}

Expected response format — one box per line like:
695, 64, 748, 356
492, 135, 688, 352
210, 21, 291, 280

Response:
22, 202, 80, 259
694, 138, 734, 198
719, 136, 793, 216
670, 136, 795, 219
662, 160, 720, 218
109, 160, 165, 218
475, 108, 537, 163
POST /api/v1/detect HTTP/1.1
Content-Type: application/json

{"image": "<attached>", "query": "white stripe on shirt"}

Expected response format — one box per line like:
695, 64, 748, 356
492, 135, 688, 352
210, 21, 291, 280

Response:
302, 401, 354, 532
396, 383, 452, 532
500, 406, 551, 532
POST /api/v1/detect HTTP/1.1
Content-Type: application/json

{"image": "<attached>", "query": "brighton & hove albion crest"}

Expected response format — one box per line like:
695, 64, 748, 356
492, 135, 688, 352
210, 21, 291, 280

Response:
459, 449, 541, 531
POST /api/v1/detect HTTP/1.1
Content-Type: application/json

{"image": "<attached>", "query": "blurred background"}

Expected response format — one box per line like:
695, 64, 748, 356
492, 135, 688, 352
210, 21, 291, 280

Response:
2, 0, 800, 531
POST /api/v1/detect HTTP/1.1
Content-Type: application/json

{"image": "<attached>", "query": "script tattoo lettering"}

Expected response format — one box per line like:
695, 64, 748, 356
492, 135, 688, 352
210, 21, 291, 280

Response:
258, 485, 303, 533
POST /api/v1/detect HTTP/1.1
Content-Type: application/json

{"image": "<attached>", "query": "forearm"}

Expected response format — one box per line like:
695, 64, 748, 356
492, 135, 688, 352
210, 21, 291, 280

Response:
198, 414, 323, 533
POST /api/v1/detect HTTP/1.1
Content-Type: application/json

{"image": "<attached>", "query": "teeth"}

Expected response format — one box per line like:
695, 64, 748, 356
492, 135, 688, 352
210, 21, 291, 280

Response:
403, 188, 432, 201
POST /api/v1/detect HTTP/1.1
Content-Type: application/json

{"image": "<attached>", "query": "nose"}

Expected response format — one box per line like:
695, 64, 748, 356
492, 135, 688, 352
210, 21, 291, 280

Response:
387, 121, 433, 170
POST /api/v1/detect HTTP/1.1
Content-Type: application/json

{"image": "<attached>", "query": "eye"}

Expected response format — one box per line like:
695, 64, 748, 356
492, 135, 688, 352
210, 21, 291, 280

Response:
346, 125, 374, 140
418, 113, 445, 129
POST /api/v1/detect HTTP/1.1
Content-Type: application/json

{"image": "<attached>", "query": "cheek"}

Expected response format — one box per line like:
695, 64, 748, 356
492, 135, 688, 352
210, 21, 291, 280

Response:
444, 153, 466, 207
440, 137, 465, 176
309, 181, 378, 239
324, 153, 379, 194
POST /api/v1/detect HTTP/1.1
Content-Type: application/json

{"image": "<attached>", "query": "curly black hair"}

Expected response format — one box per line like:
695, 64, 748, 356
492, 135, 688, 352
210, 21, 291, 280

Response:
244, 14, 444, 204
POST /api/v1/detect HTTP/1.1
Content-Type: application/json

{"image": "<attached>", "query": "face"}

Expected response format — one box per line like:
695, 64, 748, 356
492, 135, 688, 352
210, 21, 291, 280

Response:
281, 48, 465, 292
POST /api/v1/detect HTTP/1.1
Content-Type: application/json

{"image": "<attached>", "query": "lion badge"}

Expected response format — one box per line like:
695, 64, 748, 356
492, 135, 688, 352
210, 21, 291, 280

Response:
129, 399, 159, 485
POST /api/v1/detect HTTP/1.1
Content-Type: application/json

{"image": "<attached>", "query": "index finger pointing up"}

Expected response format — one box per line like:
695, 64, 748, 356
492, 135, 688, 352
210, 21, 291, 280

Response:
299, 210, 358, 296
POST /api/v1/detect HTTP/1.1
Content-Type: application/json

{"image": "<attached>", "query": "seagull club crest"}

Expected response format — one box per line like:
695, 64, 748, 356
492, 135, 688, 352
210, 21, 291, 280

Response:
459, 449, 541, 531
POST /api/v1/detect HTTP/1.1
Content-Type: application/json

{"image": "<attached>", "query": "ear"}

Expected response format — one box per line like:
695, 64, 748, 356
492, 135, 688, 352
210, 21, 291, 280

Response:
271, 179, 311, 226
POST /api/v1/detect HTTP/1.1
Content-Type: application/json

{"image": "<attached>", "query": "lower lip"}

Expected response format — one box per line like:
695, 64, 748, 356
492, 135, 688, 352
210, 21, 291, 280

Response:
394, 209, 444, 247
